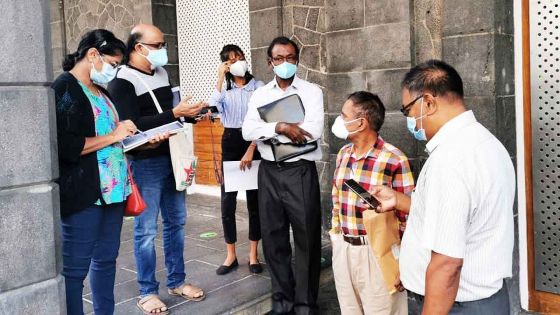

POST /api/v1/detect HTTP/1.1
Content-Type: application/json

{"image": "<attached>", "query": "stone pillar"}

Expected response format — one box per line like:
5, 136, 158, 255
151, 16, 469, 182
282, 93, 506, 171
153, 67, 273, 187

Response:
61, 0, 152, 52
248, 0, 415, 230
248, 0, 283, 83
323, 0, 414, 225
51, 0, 66, 77
441, 0, 517, 309
152, 0, 180, 86
412, 0, 443, 63
0, 1, 65, 314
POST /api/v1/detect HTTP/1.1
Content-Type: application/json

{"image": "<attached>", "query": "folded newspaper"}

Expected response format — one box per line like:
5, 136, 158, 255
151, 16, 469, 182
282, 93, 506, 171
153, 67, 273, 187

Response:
122, 121, 185, 152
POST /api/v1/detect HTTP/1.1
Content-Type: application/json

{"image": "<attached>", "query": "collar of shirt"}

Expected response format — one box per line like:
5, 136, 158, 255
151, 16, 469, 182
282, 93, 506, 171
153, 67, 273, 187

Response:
266, 75, 303, 91
346, 136, 385, 161
425, 110, 476, 154
232, 78, 257, 92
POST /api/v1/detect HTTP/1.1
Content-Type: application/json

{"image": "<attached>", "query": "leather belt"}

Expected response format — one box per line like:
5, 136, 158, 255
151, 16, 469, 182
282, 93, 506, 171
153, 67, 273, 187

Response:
343, 235, 368, 246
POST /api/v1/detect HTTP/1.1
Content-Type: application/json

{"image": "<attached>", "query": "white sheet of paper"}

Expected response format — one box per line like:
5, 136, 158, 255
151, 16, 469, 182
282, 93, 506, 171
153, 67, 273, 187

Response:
223, 160, 260, 192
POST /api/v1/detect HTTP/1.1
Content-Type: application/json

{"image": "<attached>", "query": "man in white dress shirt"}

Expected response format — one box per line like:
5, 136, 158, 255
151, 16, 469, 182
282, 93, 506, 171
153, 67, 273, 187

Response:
371, 60, 515, 315
242, 36, 324, 315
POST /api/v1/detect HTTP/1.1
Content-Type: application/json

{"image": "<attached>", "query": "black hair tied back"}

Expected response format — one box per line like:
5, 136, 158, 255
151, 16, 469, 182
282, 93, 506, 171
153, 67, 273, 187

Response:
62, 29, 126, 71
62, 52, 80, 71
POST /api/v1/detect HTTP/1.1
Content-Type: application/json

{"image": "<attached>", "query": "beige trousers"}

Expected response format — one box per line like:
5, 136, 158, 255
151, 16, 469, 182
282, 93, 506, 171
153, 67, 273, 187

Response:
331, 234, 408, 315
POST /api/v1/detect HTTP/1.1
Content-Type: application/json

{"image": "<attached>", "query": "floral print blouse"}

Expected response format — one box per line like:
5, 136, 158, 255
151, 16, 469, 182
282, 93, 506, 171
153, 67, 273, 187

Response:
79, 82, 131, 205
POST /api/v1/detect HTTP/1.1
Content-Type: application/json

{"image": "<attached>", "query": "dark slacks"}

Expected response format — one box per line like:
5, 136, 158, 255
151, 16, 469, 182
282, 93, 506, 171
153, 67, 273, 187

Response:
221, 128, 261, 244
258, 159, 322, 315
408, 281, 510, 315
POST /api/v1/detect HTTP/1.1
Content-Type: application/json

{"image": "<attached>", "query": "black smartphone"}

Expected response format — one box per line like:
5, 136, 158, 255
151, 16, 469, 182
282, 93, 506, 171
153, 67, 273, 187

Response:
200, 106, 219, 115
343, 179, 380, 210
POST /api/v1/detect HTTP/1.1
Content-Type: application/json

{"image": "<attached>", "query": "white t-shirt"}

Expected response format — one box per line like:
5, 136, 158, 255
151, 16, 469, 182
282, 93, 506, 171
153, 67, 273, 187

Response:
400, 110, 515, 302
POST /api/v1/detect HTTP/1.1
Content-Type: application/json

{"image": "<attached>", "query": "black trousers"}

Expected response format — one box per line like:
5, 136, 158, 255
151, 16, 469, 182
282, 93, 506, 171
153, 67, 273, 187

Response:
258, 159, 322, 315
221, 128, 261, 244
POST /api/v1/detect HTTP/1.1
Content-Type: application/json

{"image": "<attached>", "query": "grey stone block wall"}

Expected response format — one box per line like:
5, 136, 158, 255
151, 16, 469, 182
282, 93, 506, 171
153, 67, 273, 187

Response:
152, 0, 180, 86
248, 0, 523, 312
50, 0, 179, 84
53, 0, 152, 76
0, 0, 65, 313
62, 0, 152, 52
51, 0, 66, 77
249, 0, 414, 234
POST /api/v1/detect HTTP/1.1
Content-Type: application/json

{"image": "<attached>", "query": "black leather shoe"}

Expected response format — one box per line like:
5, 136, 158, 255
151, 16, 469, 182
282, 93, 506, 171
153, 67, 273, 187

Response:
248, 261, 263, 274
216, 259, 238, 275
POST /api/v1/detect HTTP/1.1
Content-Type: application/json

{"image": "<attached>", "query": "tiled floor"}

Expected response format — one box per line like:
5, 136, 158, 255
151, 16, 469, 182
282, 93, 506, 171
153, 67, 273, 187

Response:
82, 193, 340, 314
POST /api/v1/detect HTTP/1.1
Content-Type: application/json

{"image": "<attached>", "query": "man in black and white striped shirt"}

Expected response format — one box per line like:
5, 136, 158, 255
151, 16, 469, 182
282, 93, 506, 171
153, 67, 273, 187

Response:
372, 60, 515, 315
108, 24, 206, 314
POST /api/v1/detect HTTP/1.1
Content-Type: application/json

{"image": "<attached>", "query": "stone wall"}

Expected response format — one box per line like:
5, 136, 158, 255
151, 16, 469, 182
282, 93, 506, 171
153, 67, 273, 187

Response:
248, 0, 522, 312
0, 1, 65, 313
249, 0, 415, 229
152, 0, 180, 86
62, 0, 152, 52
51, 0, 180, 87
248, 0, 515, 232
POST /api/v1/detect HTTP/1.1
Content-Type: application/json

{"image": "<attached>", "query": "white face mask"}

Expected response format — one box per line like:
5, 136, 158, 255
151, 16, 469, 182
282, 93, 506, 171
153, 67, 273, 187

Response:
229, 60, 248, 77
331, 116, 362, 140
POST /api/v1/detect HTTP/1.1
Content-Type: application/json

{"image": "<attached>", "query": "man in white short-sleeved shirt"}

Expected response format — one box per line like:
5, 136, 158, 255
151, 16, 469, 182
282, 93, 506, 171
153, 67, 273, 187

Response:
371, 60, 515, 315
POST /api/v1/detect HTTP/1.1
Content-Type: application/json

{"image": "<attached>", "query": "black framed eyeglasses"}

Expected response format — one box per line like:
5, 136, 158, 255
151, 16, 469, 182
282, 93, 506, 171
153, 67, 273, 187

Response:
400, 94, 423, 117
271, 55, 298, 65
140, 42, 168, 50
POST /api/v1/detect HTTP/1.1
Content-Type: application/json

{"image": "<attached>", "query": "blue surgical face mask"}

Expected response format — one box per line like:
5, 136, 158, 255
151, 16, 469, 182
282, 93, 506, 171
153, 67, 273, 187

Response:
140, 44, 168, 68
406, 99, 428, 141
90, 55, 118, 85
273, 61, 297, 79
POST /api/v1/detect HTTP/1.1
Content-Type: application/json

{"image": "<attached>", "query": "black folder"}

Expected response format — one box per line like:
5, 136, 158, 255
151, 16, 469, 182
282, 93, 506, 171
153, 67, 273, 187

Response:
257, 94, 318, 162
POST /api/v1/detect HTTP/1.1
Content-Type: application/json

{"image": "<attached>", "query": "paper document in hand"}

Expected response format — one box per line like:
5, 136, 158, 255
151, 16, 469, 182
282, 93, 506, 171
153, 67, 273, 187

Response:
122, 121, 185, 152
223, 160, 261, 192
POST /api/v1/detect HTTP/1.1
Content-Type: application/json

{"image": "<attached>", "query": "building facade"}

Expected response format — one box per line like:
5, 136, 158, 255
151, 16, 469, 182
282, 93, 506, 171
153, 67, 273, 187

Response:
2, 0, 559, 314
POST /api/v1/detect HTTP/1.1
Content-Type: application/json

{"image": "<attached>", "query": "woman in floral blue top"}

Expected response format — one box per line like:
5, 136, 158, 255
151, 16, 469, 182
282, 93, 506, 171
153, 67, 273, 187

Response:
52, 29, 135, 315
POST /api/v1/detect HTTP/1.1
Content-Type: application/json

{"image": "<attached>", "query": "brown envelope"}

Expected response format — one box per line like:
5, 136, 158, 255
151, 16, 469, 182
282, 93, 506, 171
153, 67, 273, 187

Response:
362, 209, 401, 295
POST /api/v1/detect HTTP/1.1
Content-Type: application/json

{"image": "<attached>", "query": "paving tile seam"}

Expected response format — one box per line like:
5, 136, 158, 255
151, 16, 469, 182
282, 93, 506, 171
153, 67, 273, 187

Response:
168, 275, 255, 310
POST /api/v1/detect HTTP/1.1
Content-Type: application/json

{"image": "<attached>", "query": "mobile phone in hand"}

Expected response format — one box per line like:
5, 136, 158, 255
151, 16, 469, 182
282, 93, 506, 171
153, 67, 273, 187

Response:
199, 106, 219, 115
343, 179, 380, 210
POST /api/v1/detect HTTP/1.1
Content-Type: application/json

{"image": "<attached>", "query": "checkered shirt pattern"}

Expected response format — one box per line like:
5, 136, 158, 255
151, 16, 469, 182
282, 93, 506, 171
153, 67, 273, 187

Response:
331, 136, 415, 237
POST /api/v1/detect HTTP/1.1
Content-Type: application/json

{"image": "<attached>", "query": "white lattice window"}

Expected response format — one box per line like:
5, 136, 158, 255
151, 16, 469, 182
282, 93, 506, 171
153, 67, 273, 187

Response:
176, 0, 252, 103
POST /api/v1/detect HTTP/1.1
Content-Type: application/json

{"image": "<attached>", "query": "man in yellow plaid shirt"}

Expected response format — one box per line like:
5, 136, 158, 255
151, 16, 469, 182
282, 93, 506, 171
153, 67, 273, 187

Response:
330, 91, 415, 314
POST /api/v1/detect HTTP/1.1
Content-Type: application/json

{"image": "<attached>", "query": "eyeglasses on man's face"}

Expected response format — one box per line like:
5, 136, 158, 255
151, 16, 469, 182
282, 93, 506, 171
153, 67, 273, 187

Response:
270, 55, 298, 65
140, 42, 168, 50
400, 94, 423, 117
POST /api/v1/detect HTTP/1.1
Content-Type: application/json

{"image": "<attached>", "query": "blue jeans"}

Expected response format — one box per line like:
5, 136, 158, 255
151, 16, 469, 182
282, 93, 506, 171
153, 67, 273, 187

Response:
61, 203, 124, 315
132, 155, 187, 296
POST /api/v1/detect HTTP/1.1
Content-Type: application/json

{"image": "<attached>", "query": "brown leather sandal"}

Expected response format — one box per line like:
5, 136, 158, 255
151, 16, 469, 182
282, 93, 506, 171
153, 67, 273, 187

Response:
137, 294, 169, 314
167, 283, 206, 302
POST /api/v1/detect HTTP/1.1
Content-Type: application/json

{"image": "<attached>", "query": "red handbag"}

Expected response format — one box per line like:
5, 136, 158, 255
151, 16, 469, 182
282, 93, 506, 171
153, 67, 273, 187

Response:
125, 163, 146, 216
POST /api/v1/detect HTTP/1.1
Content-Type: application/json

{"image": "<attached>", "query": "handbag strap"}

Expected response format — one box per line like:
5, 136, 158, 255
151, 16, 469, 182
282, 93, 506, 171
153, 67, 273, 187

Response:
123, 66, 164, 114
209, 120, 223, 184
